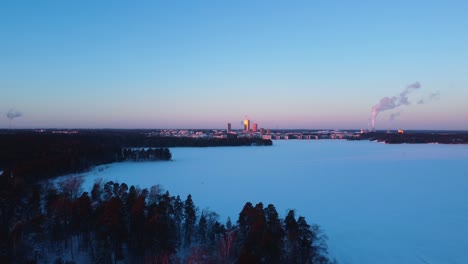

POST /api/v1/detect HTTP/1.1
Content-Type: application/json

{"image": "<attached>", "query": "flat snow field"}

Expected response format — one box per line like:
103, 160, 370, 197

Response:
74, 140, 468, 264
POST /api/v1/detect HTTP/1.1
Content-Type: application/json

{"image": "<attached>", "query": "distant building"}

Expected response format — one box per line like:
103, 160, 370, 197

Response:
243, 119, 250, 132
227, 133, 238, 139
260, 128, 265, 134
252, 123, 258, 132
227, 123, 231, 133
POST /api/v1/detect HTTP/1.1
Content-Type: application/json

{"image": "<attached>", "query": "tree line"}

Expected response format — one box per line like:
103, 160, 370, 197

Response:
358, 131, 468, 144
0, 131, 271, 184
122, 148, 172, 162
0, 175, 335, 264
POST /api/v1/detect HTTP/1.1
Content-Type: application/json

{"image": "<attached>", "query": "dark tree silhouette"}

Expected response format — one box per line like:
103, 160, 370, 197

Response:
184, 194, 197, 247
0, 176, 335, 263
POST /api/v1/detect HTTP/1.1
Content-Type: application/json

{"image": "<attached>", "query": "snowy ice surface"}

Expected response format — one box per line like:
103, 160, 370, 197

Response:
70, 140, 468, 264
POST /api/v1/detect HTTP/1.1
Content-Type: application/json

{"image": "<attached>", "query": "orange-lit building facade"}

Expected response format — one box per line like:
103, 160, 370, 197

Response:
243, 119, 250, 132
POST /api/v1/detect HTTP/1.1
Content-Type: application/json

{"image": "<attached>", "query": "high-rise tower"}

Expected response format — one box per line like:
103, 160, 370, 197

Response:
243, 119, 250, 132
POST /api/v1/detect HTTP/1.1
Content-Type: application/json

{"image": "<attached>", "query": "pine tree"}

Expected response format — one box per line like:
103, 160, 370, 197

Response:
284, 210, 299, 263
184, 194, 196, 247
237, 202, 268, 263
173, 195, 184, 245
264, 204, 284, 263
198, 213, 207, 244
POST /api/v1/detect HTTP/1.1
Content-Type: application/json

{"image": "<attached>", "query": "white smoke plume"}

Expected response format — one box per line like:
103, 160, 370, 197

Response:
417, 91, 440, 105
371, 82, 421, 130
7, 109, 22, 120
429, 91, 440, 101
6, 109, 22, 128
389, 112, 401, 122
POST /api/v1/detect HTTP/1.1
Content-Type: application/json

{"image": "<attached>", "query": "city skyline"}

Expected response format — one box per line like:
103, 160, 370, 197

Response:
1, 1, 468, 130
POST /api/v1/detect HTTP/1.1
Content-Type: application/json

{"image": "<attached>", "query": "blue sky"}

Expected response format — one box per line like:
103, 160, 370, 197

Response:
1, 0, 467, 129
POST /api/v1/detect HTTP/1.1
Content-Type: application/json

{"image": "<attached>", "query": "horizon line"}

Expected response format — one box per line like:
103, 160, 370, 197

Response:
1, 128, 468, 132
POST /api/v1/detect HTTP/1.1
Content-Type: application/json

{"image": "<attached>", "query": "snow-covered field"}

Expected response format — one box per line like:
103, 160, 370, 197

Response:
75, 140, 468, 264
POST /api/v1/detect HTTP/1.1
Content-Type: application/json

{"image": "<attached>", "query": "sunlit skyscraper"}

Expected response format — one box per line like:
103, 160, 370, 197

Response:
252, 123, 258, 132
243, 119, 250, 132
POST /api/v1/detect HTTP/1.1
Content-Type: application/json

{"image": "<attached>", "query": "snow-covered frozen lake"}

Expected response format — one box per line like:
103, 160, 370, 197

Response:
76, 140, 468, 264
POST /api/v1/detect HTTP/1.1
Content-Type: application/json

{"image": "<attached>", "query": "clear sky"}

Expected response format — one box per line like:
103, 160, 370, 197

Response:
1, 0, 467, 130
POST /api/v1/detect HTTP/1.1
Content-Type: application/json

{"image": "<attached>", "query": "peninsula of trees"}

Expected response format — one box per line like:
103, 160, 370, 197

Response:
0, 130, 272, 184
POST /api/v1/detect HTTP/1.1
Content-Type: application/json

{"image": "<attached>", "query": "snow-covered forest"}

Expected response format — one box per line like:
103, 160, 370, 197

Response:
1, 176, 334, 263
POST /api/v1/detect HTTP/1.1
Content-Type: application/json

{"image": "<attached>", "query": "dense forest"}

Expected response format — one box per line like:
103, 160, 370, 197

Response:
0, 130, 271, 184
0, 175, 335, 264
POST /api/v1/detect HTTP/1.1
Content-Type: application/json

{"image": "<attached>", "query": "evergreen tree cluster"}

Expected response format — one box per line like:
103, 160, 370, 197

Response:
236, 202, 334, 264
0, 176, 335, 264
122, 148, 172, 161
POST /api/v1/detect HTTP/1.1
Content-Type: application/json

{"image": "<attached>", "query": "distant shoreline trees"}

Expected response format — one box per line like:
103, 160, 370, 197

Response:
0, 131, 271, 184
358, 131, 468, 144
122, 148, 172, 161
